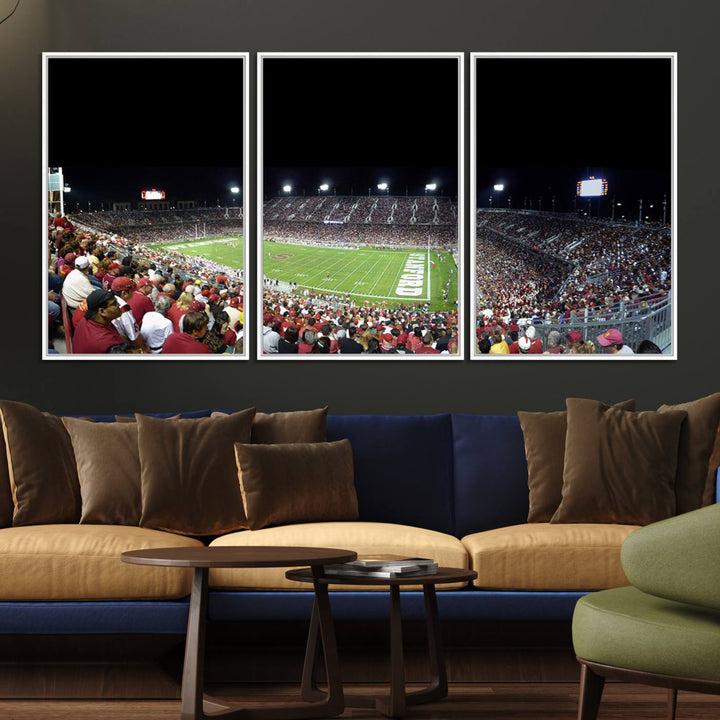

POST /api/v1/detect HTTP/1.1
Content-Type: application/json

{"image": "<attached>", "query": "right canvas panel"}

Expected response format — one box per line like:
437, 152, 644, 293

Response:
471, 54, 676, 359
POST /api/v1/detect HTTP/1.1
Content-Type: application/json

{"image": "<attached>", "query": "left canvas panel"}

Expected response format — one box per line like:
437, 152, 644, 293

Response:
43, 53, 249, 360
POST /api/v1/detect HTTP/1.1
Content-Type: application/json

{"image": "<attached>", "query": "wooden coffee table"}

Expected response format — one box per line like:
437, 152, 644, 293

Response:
122, 546, 356, 720
286, 565, 477, 718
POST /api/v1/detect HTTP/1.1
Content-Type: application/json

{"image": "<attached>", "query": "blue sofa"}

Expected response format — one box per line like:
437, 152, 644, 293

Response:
0, 410, 650, 637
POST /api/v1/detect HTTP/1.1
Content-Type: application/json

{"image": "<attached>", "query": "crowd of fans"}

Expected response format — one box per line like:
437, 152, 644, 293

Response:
80, 207, 244, 246
263, 195, 457, 250
265, 221, 456, 249
475, 323, 661, 356
90, 207, 243, 230
264, 195, 456, 225
47, 211, 244, 355
475, 210, 672, 331
262, 286, 458, 355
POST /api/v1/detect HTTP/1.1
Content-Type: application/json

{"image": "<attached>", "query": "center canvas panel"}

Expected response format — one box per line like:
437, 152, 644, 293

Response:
258, 53, 463, 359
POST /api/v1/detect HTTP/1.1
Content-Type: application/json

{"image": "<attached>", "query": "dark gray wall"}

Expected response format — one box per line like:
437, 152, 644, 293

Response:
1, 0, 717, 415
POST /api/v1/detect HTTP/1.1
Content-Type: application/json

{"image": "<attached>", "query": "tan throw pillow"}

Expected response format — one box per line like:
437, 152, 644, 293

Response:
235, 439, 358, 531
62, 417, 141, 525
519, 399, 636, 522
658, 393, 720, 514
552, 398, 687, 525
0, 400, 81, 525
212, 407, 328, 444
138, 409, 256, 536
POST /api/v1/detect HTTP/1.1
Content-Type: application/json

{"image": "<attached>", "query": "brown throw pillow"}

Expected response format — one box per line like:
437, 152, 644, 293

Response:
658, 393, 720, 514
115, 414, 180, 423
0, 429, 14, 529
552, 398, 687, 525
138, 409, 256, 536
62, 417, 141, 525
0, 400, 81, 525
252, 408, 328, 444
235, 439, 358, 530
212, 407, 328, 444
519, 399, 636, 522
705, 426, 720, 506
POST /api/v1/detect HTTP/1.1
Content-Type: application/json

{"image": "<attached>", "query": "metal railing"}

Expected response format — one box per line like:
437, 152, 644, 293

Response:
530, 294, 673, 352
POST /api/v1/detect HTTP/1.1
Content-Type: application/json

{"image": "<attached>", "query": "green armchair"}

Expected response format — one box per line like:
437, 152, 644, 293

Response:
572, 503, 720, 720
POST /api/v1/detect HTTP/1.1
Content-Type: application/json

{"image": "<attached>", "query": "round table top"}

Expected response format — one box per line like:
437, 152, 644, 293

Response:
286, 566, 477, 586
121, 546, 357, 569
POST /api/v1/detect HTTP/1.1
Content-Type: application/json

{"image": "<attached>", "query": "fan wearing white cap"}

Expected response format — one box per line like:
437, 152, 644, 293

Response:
523, 325, 544, 354
61, 254, 95, 310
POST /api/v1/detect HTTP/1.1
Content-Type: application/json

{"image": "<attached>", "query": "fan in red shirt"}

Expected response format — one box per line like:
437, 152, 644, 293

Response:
128, 278, 155, 325
161, 311, 211, 354
72, 290, 139, 354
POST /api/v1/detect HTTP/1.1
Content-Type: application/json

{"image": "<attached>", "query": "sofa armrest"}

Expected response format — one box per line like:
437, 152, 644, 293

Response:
621, 503, 720, 610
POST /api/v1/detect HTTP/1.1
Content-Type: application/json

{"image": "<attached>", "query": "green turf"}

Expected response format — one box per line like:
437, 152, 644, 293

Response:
147, 236, 244, 270
263, 242, 458, 311
145, 236, 458, 310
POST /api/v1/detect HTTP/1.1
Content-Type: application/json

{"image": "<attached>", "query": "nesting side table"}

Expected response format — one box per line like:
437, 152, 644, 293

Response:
122, 546, 356, 720
286, 565, 477, 718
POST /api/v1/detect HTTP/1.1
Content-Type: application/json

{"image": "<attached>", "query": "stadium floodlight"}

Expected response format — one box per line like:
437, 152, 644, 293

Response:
63, 185, 71, 193
425, 183, 437, 191
377, 183, 388, 191
283, 185, 292, 193
230, 186, 240, 194
493, 184, 505, 192
319, 184, 329, 192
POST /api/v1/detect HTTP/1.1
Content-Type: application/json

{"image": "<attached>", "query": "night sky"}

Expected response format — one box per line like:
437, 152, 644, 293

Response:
48, 55, 671, 216
48, 57, 245, 207
475, 57, 672, 214
261, 57, 460, 198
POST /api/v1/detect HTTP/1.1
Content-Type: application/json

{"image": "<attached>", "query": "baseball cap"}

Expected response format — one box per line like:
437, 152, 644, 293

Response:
74, 256, 90, 270
567, 330, 582, 343
84, 289, 114, 320
136, 278, 153, 289
518, 337, 531, 353
111, 276, 135, 293
525, 326, 536, 339
63, 253, 76, 265
597, 329, 623, 347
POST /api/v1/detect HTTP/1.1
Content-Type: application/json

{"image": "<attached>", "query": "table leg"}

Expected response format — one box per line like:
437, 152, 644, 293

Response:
383, 584, 407, 717
344, 584, 448, 718
309, 567, 345, 715
181, 567, 209, 720
405, 583, 447, 705
181, 566, 343, 720
300, 597, 323, 702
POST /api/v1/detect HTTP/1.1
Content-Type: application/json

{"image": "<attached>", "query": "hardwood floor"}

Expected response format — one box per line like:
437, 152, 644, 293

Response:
0, 682, 719, 719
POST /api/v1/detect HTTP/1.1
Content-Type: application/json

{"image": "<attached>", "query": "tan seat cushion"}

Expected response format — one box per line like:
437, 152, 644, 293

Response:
0, 525, 203, 600
462, 523, 639, 591
209, 521, 469, 591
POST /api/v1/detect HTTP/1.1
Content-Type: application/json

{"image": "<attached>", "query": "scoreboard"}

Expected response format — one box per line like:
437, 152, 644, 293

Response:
141, 189, 166, 200
576, 177, 608, 197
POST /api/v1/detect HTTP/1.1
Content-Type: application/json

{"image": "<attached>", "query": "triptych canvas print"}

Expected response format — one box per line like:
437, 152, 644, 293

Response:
43, 52, 675, 360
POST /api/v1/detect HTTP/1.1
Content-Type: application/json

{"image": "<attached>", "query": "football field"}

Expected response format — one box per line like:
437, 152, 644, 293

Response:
146, 236, 458, 310
264, 242, 458, 311
148, 236, 244, 270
